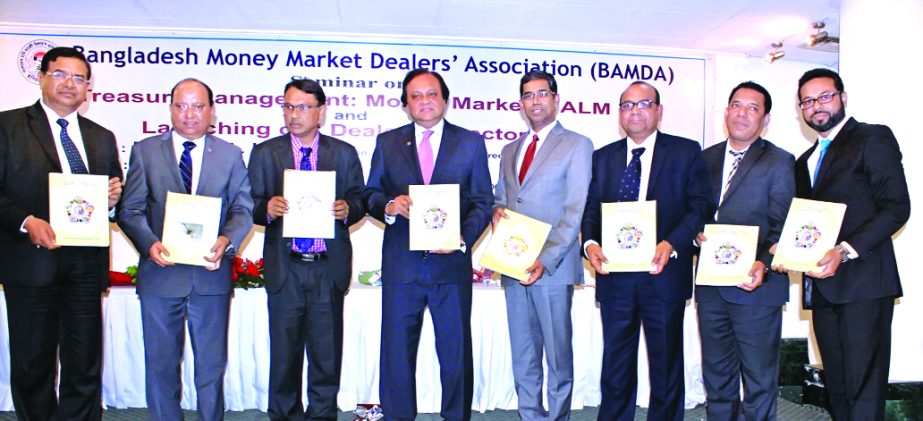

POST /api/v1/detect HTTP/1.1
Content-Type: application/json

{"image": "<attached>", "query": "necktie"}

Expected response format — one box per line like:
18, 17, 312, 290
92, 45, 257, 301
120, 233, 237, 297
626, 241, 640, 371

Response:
813, 139, 832, 185
721, 149, 746, 204
618, 147, 645, 201
518, 134, 539, 185
294, 147, 327, 253
56, 119, 88, 174
179, 141, 196, 194
418, 130, 435, 185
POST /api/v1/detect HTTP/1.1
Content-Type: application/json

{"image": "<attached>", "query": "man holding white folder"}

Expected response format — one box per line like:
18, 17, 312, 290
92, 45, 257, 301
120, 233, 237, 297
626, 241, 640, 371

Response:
491, 70, 593, 421
248, 78, 365, 420
696, 81, 795, 421
580, 81, 713, 421
119, 78, 253, 421
0, 46, 122, 421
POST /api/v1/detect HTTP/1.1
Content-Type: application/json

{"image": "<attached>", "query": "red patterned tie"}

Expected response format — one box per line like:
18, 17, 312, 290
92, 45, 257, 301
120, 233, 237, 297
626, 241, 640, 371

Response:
518, 134, 539, 185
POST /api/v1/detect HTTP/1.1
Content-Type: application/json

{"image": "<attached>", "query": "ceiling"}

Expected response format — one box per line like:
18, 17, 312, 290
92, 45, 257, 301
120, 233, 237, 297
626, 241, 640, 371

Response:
1, 0, 841, 65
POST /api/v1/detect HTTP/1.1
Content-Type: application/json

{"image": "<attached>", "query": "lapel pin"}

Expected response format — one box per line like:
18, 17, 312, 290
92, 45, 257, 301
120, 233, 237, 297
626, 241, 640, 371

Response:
406, 142, 411, 146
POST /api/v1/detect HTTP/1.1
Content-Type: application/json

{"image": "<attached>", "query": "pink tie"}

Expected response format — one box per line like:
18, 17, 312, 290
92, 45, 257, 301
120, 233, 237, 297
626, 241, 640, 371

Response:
419, 130, 435, 184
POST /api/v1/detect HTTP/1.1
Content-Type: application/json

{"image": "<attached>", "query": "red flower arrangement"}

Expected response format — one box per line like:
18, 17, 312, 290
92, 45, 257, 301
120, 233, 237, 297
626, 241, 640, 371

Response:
232, 257, 265, 289
108, 259, 266, 289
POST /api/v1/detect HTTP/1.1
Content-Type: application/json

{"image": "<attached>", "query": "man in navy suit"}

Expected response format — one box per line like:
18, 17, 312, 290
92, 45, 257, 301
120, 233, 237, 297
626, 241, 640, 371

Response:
363, 69, 492, 421
119, 78, 253, 421
696, 81, 794, 421
248, 78, 365, 420
790, 68, 910, 421
0, 46, 122, 421
580, 81, 713, 421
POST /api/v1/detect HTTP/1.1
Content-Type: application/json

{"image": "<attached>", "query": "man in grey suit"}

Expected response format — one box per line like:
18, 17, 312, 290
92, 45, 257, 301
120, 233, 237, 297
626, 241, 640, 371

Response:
696, 81, 794, 421
492, 70, 593, 421
119, 78, 253, 421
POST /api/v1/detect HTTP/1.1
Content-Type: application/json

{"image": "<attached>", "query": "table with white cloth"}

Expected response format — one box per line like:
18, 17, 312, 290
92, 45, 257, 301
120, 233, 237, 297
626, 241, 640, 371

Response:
0, 284, 705, 412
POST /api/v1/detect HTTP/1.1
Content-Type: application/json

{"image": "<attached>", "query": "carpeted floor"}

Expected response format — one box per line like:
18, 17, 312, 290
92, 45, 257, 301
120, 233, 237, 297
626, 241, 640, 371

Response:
0, 398, 831, 420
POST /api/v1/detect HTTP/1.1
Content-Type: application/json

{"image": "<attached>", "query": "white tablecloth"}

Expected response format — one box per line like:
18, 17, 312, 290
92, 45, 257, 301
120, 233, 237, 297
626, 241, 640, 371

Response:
0, 285, 705, 412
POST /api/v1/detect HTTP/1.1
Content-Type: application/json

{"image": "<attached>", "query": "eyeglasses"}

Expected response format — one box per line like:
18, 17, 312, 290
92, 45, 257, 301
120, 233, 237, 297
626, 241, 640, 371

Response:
172, 103, 209, 113
46, 70, 88, 85
799, 92, 841, 110
282, 103, 319, 112
521, 90, 555, 101
619, 99, 656, 111
728, 102, 761, 114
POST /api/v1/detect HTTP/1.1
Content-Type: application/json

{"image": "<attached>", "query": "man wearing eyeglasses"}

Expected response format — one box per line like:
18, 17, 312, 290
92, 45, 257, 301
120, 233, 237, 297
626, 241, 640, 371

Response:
580, 81, 713, 421
492, 70, 593, 421
247, 78, 365, 420
695, 81, 795, 421
789, 68, 909, 421
0, 46, 122, 420
119, 78, 253, 421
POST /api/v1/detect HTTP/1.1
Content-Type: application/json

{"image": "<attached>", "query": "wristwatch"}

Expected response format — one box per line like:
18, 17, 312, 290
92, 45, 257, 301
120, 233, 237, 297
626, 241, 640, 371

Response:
834, 245, 849, 263
224, 243, 237, 257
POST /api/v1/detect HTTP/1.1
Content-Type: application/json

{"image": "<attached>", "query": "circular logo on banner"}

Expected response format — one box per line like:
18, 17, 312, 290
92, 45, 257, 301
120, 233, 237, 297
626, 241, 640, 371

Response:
18, 39, 57, 84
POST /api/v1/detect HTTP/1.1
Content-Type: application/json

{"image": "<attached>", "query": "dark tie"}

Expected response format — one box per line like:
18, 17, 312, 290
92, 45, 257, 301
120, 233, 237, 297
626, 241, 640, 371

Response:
813, 139, 832, 185
518, 134, 539, 185
179, 141, 196, 194
721, 149, 746, 204
294, 147, 327, 253
618, 147, 645, 201
56, 119, 88, 174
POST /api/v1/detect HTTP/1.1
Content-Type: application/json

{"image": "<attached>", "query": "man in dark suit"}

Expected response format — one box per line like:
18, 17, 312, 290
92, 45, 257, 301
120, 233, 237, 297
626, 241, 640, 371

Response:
248, 78, 365, 420
492, 70, 593, 421
790, 68, 910, 421
0, 46, 122, 421
696, 81, 794, 421
118, 78, 253, 421
363, 69, 492, 421
580, 81, 713, 421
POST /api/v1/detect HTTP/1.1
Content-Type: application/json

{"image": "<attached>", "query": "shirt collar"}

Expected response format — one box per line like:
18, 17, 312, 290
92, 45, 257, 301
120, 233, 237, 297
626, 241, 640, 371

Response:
39, 100, 79, 127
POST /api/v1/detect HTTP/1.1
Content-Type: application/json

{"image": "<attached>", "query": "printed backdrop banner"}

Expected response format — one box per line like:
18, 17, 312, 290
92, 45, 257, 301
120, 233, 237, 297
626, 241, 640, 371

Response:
1, 28, 710, 276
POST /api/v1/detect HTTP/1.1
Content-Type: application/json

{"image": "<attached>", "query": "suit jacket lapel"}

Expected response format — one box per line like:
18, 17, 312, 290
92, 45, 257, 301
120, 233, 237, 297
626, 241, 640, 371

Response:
397, 124, 424, 185
814, 117, 857, 191
26, 102, 63, 171
273, 135, 296, 171
646, 132, 668, 199
431, 122, 460, 184
705, 143, 725, 206
521, 122, 563, 187
161, 131, 185, 192
77, 116, 102, 175
316, 135, 335, 172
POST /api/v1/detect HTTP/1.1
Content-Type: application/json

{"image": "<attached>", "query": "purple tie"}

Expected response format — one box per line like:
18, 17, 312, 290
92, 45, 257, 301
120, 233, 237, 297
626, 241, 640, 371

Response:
419, 130, 434, 184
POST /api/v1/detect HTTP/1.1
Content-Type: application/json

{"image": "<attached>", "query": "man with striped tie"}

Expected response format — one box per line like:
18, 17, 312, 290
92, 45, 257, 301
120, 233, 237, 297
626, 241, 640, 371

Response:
248, 78, 366, 420
119, 78, 253, 421
0, 46, 122, 421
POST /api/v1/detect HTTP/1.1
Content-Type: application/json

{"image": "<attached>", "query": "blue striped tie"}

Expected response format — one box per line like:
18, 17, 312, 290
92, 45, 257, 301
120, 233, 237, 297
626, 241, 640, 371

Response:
179, 141, 196, 194
294, 147, 327, 253
56, 119, 88, 174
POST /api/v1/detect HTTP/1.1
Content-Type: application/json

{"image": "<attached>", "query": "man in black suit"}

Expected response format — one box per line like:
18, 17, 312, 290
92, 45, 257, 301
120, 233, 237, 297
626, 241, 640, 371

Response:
581, 81, 713, 421
0, 47, 122, 420
791, 68, 910, 421
696, 81, 794, 421
248, 78, 365, 420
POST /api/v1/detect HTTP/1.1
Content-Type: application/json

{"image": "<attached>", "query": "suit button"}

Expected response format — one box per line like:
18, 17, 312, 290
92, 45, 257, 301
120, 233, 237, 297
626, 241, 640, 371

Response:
517, 198, 523, 203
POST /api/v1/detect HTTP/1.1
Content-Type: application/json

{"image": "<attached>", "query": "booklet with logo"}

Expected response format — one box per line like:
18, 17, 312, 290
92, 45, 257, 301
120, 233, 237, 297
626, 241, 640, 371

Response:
409, 184, 460, 251
696, 224, 759, 286
49, 172, 110, 247
771, 198, 847, 272
479, 210, 552, 282
601, 200, 657, 272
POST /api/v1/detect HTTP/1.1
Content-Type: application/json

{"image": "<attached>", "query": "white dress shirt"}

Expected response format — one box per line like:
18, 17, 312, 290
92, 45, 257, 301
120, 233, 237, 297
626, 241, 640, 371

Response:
171, 131, 206, 195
